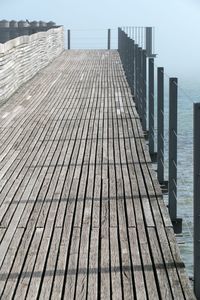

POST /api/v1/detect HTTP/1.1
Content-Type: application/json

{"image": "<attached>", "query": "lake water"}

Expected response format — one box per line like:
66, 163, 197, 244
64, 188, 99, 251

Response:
160, 79, 200, 278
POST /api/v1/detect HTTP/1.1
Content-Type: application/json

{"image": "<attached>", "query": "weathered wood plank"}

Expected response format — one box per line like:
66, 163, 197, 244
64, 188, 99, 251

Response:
4, 228, 43, 299
63, 227, 80, 299
31, 227, 62, 300
0, 50, 194, 300
87, 228, 99, 300
128, 227, 147, 299
110, 227, 123, 299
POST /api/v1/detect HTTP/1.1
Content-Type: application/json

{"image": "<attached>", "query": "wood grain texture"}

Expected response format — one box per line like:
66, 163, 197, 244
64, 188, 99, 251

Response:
0, 27, 64, 105
0, 50, 194, 299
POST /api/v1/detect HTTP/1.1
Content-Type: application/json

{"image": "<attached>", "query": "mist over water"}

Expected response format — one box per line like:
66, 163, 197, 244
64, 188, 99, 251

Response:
1, 0, 200, 82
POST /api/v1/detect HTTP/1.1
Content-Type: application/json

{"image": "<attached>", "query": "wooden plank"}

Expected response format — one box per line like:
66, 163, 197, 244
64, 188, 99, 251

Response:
17, 167, 51, 226
0, 228, 24, 297
128, 227, 147, 299
110, 227, 123, 299
0, 166, 34, 227
0, 168, 45, 268
150, 225, 186, 298
50, 213, 73, 298
75, 225, 90, 299
63, 227, 80, 299
0, 228, 5, 243
73, 167, 88, 228
36, 166, 61, 228
166, 227, 195, 300
28, 227, 62, 300
100, 179, 111, 299
4, 228, 43, 299
137, 224, 160, 299
147, 227, 173, 299
87, 228, 99, 300
0, 50, 194, 300
92, 175, 101, 228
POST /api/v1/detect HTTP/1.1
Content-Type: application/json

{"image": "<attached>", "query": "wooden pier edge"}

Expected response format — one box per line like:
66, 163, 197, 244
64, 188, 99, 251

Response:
0, 50, 195, 299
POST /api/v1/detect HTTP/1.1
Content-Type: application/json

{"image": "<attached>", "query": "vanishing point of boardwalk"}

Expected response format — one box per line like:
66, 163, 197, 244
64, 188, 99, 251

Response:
0, 51, 194, 299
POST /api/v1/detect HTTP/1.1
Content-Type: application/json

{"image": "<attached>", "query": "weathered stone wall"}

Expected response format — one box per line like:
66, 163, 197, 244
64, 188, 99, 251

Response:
0, 26, 64, 104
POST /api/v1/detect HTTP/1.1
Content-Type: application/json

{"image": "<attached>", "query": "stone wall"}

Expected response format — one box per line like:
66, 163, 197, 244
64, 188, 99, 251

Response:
0, 26, 64, 104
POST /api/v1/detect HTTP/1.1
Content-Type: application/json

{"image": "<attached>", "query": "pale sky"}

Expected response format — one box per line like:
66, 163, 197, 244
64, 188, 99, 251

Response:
1, 0, 200, 83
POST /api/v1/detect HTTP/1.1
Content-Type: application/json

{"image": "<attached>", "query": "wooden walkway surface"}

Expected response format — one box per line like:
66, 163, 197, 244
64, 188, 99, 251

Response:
0, 50, 194, 299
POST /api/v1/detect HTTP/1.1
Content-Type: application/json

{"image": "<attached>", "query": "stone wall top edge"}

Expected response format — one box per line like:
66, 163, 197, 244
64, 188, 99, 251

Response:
0, 26, 64, 54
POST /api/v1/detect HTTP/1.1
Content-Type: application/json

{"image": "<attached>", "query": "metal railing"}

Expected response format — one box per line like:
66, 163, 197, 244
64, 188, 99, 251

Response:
66, 28, 118, 50
118, 27, 199, 299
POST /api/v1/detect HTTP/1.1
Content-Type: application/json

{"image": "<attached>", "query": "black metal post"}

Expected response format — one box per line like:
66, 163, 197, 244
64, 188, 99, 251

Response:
108, 29, 111, 50
138, 47, 142, 119
130, 39, 135, 96
132, 40, 135, 92
168, 78, 182, 233
132, 40, 135, 96
127, 37, 131, 85
193, 102, 200, 299
68, 29, 71, 50
145, 27, 153, 57
142, 50, 147, 131
157, 67, 164, 183
148, 58, 155, 155
118, 27, 121, 51
135, 44, 139, 111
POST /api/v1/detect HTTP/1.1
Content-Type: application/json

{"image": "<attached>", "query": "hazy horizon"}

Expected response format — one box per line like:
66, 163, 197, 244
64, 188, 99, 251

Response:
1, 0, 200, 85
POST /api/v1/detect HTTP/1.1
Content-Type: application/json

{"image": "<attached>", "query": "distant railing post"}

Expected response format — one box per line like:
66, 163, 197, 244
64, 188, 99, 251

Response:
148, 58, 155, 156
157, 67, 164, 183
135, 44, 139, 111
193, 102, 200, 299
132, 40, 135, 95
168, 78, 182, 233
118, 27, 121, 51
145, 27, 153, 57
138, 47, 142, 119
142, 50, 147, 132
68, 29, 71, 50
127, 38, 132, 93
126, 37, 131, 86
108, 29, 111, 50
129, 39, 135, 95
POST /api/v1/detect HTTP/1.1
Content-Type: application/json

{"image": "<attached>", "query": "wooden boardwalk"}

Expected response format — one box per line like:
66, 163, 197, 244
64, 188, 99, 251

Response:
0, 50, 194, 299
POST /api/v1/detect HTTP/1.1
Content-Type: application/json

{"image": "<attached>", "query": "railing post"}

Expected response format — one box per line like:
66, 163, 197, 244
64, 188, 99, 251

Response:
138, 47, 142, 119
145, 27, 153, 57
130, 39, 135, 96
193, 102, 200, 299
68, 29, 71, 50
127, 38, 132, 92
108, 29, 111, 50
148, 58, 155, 156
142, 50, 147, 132
126, 37, 131, 85
157, 67, 164, 183
132, 40, 135, 95
118, 27, 121, 51
168, 78, 182, 233
135, 44, 139, 111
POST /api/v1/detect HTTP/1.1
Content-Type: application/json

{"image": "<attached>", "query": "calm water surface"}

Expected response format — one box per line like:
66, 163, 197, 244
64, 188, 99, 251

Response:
161, 79, 200, 278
